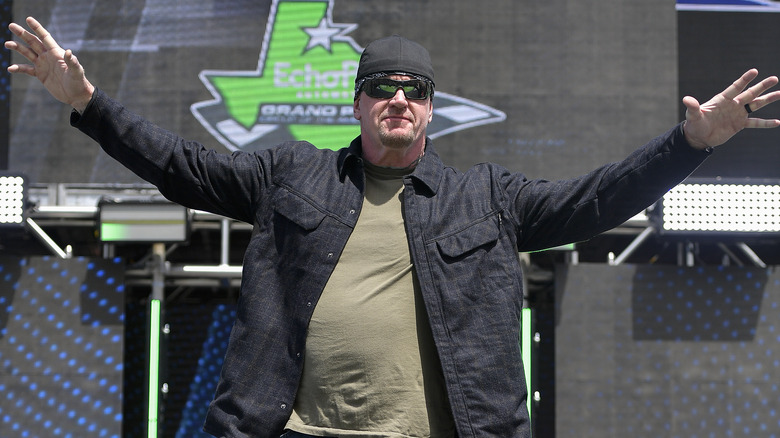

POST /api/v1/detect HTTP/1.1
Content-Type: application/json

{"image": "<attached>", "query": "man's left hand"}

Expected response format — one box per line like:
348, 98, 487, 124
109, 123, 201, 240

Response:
683, 69, 780, 150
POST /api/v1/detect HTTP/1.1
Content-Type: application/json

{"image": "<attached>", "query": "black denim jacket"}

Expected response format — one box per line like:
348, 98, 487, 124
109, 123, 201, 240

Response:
74, 89, 708, 437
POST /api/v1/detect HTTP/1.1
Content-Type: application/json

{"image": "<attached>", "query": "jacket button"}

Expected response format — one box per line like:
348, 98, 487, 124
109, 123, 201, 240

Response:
349, 209, 356, 215
280, 403, 287, 410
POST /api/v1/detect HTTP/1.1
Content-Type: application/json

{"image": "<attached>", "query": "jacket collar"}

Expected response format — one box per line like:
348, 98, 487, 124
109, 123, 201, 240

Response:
338, 136, 443, 195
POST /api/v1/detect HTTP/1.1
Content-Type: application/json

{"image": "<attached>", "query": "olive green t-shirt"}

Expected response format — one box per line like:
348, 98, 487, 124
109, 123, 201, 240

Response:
284, 162, 455, 437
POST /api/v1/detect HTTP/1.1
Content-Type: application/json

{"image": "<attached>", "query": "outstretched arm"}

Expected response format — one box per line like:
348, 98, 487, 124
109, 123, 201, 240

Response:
683, 68, 780, 150
5, 16, 94, 113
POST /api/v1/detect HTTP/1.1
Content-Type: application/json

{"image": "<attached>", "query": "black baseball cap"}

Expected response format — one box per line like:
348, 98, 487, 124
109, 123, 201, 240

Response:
355, 35, 435, 85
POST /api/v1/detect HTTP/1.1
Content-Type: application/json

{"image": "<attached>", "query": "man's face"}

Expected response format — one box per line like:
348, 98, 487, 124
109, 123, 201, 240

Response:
353, 74, 434, 158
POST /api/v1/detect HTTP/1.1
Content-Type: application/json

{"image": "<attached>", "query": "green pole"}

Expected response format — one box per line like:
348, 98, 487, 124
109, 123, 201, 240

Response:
147, 298, 161, 438
522, 307, 533, 434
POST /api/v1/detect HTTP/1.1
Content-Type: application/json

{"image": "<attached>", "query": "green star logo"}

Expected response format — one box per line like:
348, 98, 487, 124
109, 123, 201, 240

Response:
191, 0, 506, 152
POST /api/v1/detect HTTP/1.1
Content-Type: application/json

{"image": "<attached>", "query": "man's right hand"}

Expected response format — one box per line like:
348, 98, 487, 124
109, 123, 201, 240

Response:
5, 16, 95, 113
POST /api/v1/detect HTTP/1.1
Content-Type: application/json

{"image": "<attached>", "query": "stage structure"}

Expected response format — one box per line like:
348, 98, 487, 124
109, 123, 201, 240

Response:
0, 256, 125, 438
557, 264, 780, 438
0, 0, 11, 170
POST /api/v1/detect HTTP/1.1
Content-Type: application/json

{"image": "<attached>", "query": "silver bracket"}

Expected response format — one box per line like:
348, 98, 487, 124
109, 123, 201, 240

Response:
25, 218, 72, 259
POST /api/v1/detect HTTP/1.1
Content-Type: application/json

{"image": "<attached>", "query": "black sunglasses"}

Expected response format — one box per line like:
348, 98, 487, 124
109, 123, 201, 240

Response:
362, 78, 433, 100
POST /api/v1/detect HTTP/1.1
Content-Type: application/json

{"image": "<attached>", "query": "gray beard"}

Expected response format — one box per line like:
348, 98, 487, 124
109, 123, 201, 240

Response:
378, 127, 416, 150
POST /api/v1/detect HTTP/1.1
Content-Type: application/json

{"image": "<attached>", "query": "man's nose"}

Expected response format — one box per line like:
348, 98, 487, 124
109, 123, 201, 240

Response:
388, 88, 409, 106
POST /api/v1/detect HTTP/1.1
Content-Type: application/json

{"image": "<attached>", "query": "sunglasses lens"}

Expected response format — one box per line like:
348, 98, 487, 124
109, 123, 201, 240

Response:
365, 79, 430, 100
377, 83, 417, 97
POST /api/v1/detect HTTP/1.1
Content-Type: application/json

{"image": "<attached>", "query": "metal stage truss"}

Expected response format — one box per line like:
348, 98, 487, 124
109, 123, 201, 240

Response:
5, 183, 778, 292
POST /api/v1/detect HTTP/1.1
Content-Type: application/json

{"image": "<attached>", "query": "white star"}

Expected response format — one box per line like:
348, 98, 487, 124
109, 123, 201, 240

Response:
302, 18, 352, 52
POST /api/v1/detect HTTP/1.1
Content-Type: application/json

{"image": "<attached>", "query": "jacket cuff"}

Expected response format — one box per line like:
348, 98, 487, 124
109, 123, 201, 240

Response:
671, 121, 714, 157
69, 88, 101, 127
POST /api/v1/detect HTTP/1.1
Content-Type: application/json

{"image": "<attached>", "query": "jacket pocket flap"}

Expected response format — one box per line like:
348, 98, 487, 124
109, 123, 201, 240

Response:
273, 189, 326, 230
436, 217, 499, 258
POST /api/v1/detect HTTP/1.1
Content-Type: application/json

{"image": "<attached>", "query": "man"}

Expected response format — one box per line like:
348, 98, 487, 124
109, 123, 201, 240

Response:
6, 16, 780, 438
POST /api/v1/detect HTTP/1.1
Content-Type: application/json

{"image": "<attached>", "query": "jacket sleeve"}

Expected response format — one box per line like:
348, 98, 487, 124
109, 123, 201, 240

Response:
70, 88, 268, 223
504, 123, 711, 252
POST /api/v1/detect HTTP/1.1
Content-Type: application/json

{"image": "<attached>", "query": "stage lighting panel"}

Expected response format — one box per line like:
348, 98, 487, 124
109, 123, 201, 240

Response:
98, 199, 190, 243
0, 173, 28, 226
659, 180, 780, 234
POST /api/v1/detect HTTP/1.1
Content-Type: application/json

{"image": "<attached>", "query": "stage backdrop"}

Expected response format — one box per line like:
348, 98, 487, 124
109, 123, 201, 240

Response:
0, 0, 11, 169
8, 0, 685, 184
556, 264, 780, 438
11, 1, 778, 186
678, 1, 780, 179
0, 256, 125, 438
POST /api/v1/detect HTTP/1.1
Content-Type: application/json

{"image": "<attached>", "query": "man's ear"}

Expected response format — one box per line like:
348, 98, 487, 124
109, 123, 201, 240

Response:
353, 98, 361, 120
428, 99, 434, 123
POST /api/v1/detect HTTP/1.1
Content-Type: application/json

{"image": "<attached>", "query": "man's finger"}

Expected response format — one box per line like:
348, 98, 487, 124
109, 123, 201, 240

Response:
26, 17, 60, 52
64, 50, 82, 72
682, 95, 701, 119
745, 118, 780, 129
739, 76, 779, 106
4, 40, 38, 64
7, 63, 35, 77
721, 69, 759, 100
747, 90, 780, 114
9, 21, 45, 55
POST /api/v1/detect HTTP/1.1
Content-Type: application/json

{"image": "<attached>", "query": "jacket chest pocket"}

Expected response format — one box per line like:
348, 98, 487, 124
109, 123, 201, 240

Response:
431, 213, 520, 311
435, 215, 500, 261
272, 188, 327, 231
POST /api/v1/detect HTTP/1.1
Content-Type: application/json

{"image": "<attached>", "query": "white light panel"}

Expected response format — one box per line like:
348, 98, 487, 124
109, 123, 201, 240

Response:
99, 201, 190, 243
661, 183, 780, 233
0, 175, 27, 225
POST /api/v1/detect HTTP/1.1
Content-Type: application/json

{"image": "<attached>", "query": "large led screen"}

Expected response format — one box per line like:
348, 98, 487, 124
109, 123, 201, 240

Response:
8, 0, 685, 184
